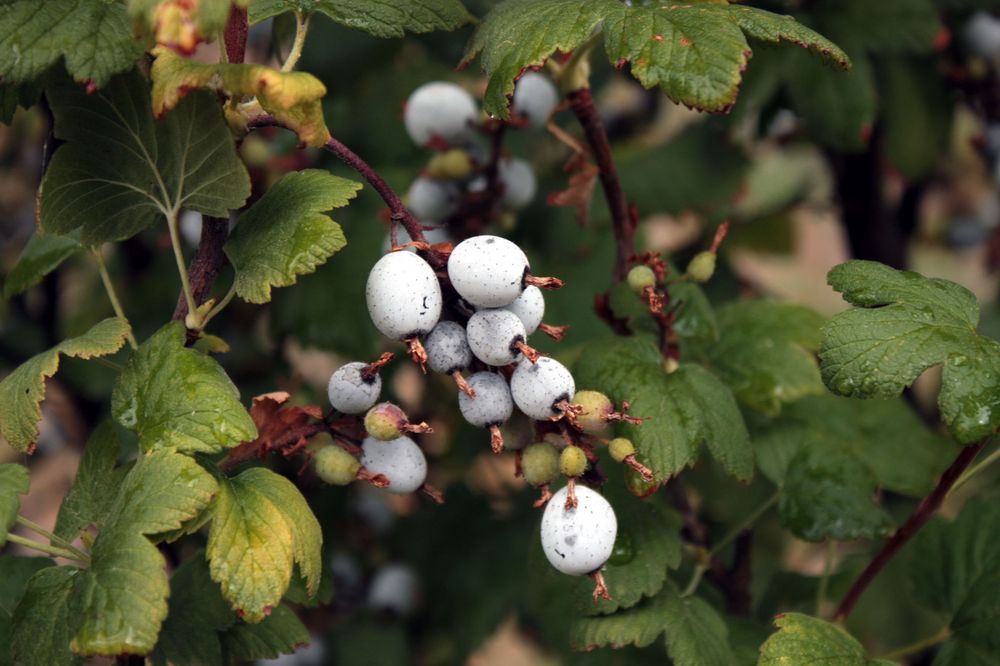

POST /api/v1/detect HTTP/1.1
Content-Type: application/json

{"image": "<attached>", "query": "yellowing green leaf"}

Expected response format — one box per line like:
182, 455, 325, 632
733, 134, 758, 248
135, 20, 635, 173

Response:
250, 0, 473, 37
0, 465, 29, 547
821, 261, 1000, 444
758, 613, 891, 665
112, 322, 257, 455
10, 565, 83, 666
151, 48, 330, 147
0, 0, 143, 87
3, 231, 83, 299
0, 318, 131, 453
41, 69, 250, 244
207, 467, 322, 622
225, 170, 358, 303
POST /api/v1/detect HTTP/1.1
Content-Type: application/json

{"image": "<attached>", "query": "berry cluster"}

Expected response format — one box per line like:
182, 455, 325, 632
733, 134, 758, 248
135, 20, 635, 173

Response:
319, 230, 653, 601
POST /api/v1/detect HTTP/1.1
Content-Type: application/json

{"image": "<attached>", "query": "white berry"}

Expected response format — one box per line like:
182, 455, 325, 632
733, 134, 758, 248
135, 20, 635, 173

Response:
327, 362, 382, 414
360, 436, 427, 494
426, 321, 472, 374
498, 158, 537, 210
510, 356, 575, 420
541, 485, 618, 576
368, 563, 419, 616
504, 285, 544, 335
366, 252, 442, 340
511, 72, 559, 129
466, 309, 526, 366
404, 82, 479, 148
458, 372, 513, 426
406, 177, 460, 222
966, 11, 1000, 59
447, 235, 529, 308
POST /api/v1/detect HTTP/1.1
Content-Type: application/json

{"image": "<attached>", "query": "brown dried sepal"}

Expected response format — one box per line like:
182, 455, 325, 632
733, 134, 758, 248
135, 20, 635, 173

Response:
533, 483, 553, 509
565, 477, 578, 510
590, 570, 611, 602
362, 352, 394, 381
420, 482, 445, 504
551, 399, 585, 429
402, 421, 434, 435
538, 322, 568, 341
405, 337, 429, 372
514, 339, 541, 364
624, 454, 654, 482
452, 370, 476, 398
524, 274, 565, 290
489, 424, 505, 454
357, 467, 390, 488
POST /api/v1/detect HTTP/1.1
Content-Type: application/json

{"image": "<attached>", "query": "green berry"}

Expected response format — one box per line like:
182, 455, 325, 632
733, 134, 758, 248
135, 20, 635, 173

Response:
574, 390, 613, 434
314, 445, 361, 485
559, 445, 588, 477
427, 148, 473, 180
364, 402, 406, 441
608, 437, 635, 463
625, 466, 660, 498
686, 251, 716, 283
626, 265, 656, 294
522, 442, 559, 486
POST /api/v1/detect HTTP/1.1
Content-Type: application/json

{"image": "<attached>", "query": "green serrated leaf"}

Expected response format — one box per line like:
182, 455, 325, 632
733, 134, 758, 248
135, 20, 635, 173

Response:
820, 260, 1000, 444
151, 553, 235, 666
0, 0, 143, 87
112, 322, 257, 454
3, 231, 83, 299
222, 604, 310, 662
572, 586, 673, 650
225, 169, 358, 304
70, 449, 217, 656
758, 612, 891, 665
54, 422, 125, 541
250, 0, 473, 37
696, 301, 825, 416
574, 336, 753, 481
0, 464, 29, 547
0, 317, 131, 453
780, 445, 892, 542
207, 467, 322, 622
11, 566, 83, 666
752, 395, 955, 498
0, 556, 55, 666
0, 81, 39, 124
41, 69, 250, 245
463, 0, 848, 117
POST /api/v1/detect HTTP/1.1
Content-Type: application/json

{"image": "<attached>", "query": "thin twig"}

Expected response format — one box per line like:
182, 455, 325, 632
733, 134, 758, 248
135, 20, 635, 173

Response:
834, 442, 986, 621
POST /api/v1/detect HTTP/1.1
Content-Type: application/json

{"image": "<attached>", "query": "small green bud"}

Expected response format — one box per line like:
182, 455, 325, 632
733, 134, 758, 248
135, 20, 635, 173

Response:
608, 437, 635, 463
522, 442, 559, 486
626, 265, 657, 294
559, 445, 588, 477
574, 390, 613, 434
364, 402, 406, 441
314, 445, 361, 485
686, 251, 716, 283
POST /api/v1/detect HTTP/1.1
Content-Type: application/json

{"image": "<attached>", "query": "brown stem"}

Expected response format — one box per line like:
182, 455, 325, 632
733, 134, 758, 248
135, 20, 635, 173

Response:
624, 454, 654, 482
565, 477, 578, 510
567, 87, 634, 282
834, 442, 986, 621
514, 340, 540, 364
524, 275, 565, 290
172, 216, 229, 323
223, 5, 248, 64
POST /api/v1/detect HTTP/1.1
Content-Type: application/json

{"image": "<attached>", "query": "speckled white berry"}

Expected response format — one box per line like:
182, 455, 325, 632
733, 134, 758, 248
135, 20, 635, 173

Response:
368, 563, 419, 616
458, 372, 513, 426
510, 356, 575, 420
404, 82, 479, 148
466, 309, 526, 366
498, 158, 536, 211
406, 177, 460, 222
447, 235, 529, 308
504, 285, 544, 335
328, 362, 382, 414
426, 321, 472, 374
511, 72, 560, 129
360, 436, 428, 494
366, 252, 442, 340
541, 485, 618, 576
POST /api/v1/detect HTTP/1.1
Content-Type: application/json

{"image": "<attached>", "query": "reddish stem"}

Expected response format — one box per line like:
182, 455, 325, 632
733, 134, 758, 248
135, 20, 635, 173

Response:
834, 442, 986, 621
172, 216, 229, 324
223, 5, 248, 64
567, 88, 634, 282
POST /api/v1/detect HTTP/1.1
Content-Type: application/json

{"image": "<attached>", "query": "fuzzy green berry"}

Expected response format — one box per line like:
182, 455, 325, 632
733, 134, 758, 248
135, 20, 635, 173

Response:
686, 251, 716, 283
314, 445, 361, 485
559, 445, 588, 477
608, 437, 635, 463
522, 442, 559, 486
626, 265, 656, 294
364, 402, 406, 441
427, 148, 473, 180
574, 390, 614, 434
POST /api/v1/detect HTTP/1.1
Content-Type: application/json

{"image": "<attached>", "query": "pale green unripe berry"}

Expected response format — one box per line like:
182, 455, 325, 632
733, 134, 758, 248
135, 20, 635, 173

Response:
608, 437, 635, 463
522, 442, 559, 486
627, 265, 656, 294
686, 251, 716, 283
364, 402, 406, 441
314, 445, 361, 485
560, 445, 588, 477
574, 390, 613, 434
427, 149, 473, 180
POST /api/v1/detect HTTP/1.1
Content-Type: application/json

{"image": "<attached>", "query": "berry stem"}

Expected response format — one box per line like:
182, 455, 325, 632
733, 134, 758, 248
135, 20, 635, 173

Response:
623, 455, 654, 482
834, 441, 987, 621
565, 477, 578, 510
92, 248, 138, 350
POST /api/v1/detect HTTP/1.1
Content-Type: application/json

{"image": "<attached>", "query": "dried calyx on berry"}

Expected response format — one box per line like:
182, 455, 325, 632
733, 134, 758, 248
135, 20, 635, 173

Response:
364, 402, 433, 441
626, 264, 657, 294
510, 356, 576, 421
